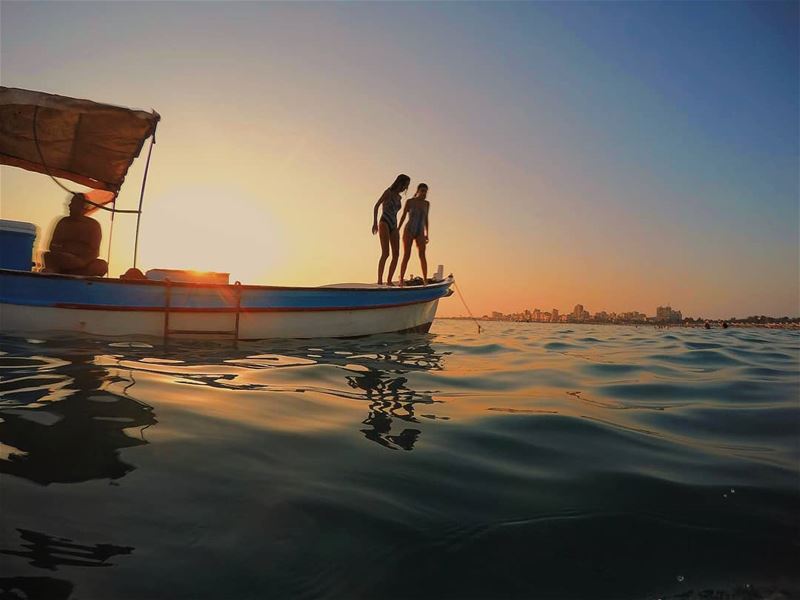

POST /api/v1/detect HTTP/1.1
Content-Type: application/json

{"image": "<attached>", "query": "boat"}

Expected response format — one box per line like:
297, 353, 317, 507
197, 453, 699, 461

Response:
0, 87, 453, 340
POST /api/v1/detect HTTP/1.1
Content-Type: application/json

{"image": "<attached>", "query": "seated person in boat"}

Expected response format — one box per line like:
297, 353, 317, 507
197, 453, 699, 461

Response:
43, 193, 108, 276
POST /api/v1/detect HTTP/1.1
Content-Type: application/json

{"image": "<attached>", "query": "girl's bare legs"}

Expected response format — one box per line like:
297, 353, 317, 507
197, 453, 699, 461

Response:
386, 229, 400, 285
399, 233, 414, 286
377, 222, 391, 284
416, 236, 428, 282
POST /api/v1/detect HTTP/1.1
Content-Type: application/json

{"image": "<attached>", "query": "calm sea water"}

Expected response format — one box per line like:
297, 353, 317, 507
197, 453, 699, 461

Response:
1, 321, 798, 600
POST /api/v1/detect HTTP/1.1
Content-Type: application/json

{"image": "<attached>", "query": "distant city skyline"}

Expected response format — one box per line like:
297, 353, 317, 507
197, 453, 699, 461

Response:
479, 303, 796, 323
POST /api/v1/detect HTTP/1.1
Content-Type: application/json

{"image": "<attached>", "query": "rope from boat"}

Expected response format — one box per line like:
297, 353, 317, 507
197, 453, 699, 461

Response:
83, 198, 138, 214
453, 280, 482, 334
32, 105, 140, 213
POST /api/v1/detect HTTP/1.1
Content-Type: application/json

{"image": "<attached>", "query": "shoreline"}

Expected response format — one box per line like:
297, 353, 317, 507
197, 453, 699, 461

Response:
437, 317, 800, 330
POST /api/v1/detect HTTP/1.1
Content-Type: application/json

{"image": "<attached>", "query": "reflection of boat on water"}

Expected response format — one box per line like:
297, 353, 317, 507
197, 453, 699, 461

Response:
0, 576, 73, 600
0, 528, 135, 600
352, 371, 428, 451
0, 345, 156, 485
153, 336, 445, 451
342, 346, 443, 451
0, 332, 447, 482
0, 87, 453, 340
0, 528, 134, 570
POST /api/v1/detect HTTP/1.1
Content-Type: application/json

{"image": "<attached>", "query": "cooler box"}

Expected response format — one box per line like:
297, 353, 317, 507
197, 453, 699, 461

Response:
0, 219, 37, 271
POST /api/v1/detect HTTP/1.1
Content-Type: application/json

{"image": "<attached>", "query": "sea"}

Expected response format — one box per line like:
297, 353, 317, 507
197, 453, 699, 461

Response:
0, 321, 798, 600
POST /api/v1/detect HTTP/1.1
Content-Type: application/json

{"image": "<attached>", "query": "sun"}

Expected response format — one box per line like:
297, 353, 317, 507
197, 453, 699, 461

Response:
136, 183, 285, 285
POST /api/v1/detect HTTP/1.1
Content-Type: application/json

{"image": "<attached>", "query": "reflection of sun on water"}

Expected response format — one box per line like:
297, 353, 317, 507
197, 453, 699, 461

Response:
139, 184, 285, 285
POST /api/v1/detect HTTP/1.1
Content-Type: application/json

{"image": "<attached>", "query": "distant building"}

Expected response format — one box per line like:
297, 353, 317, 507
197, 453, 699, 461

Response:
618, 311, 647, 322
573, 304, 584, 320
551, 308, 559, 323
492, 311, 503, 320
656, 305, 683, 323
533, 308, 542, 322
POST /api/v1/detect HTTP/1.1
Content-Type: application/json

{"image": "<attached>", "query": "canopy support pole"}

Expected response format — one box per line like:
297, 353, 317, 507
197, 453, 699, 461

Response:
106, 196, 117, 277
133, 125, 157, 269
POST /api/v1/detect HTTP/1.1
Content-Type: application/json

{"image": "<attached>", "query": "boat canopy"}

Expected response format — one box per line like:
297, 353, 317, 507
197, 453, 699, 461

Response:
0, 87, 160, 192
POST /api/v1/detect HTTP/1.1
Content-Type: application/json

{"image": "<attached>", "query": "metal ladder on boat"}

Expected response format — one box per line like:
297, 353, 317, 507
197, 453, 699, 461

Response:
162, 279, 242, 341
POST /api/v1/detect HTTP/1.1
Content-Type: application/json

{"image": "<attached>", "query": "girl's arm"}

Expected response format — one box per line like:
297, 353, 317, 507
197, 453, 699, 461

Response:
372, 191, 387, 234
398, 204, 409, 229
425, 203, 430, 241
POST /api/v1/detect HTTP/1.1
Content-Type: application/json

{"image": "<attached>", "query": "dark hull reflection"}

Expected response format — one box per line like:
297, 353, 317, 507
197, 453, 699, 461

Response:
1, 334, 446, 484
0, 340, 157, 485
226, 336, 444, 450
0, 529, 134, 570
161, 336, 446, 451
0, 576, 74, 600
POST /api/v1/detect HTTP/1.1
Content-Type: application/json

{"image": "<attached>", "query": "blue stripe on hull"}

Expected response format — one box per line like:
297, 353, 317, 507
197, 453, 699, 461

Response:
0, 270, 452, 311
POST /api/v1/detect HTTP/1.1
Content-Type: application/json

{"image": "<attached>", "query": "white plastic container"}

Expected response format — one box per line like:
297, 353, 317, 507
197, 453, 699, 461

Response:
145, 269, 230, 285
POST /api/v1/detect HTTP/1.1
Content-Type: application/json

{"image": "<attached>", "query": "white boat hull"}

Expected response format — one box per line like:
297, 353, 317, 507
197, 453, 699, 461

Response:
0, 297, 440, 340
0, 270, 453, 340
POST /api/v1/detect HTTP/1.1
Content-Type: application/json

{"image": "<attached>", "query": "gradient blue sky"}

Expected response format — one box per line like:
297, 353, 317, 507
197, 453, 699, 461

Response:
1, 1, 797, 317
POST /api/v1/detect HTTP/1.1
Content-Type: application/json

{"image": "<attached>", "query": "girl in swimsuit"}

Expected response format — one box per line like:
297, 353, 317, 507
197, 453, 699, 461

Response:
398, 183, 430, 286
372, 173, 410, 285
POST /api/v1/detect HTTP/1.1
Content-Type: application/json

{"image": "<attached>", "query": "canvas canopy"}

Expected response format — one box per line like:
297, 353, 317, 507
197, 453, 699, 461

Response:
0, 87, 159, 192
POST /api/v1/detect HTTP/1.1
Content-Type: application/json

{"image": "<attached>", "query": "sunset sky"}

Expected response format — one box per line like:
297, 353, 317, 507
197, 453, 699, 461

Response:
1, 1, 797, 318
